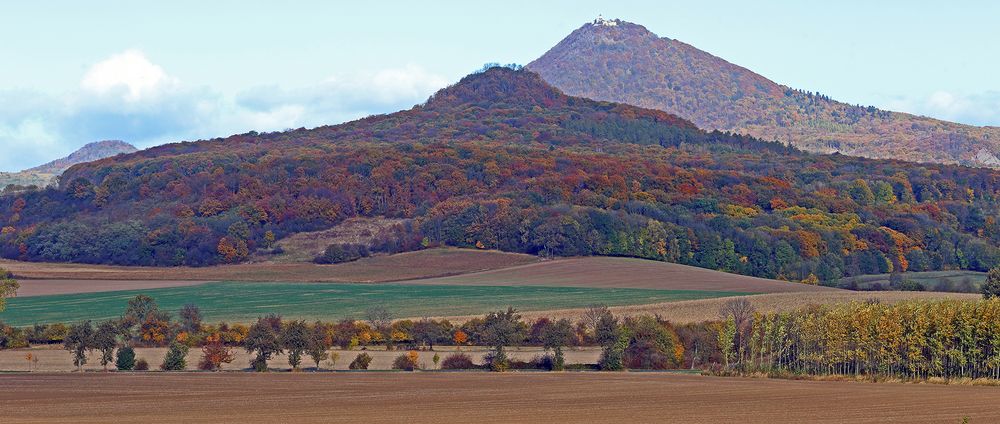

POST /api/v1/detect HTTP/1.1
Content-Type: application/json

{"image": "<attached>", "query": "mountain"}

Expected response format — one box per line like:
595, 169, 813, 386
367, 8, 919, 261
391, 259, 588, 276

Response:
1, 67, 999, 287
0, 140, 137, 191
527, 18, 1000, 167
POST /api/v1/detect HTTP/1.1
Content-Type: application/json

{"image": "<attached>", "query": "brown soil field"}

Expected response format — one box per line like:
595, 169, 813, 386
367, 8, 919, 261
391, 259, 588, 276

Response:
405, 256, 839, 292
435, 291, 982, 324
0, 345, 599, 373
13, 280, 210, 297
1, 373, 997, 423
0, 248, 539, 284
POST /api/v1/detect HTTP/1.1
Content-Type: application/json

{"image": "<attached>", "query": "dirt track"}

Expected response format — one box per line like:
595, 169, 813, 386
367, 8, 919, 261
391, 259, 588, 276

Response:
1, 372, 996, 423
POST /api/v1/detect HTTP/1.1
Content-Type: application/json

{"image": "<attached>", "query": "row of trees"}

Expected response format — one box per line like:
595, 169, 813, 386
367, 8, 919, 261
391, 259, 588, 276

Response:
718, 298, 1000, 380
11, 289, 1000, 380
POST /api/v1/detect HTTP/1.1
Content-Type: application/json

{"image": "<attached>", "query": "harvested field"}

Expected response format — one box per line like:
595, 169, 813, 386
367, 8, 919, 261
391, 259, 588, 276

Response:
13, 279, 209, 297
448, 291, 982, 325
0, 345, 600, 372
0, 282, 745, 326
1, 373, 997, 423
0, 248, 539, 284
405, 256, 837, 293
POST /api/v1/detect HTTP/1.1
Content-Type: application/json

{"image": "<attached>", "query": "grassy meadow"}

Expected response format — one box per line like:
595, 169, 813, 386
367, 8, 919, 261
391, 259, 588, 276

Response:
0, 282, 749, 326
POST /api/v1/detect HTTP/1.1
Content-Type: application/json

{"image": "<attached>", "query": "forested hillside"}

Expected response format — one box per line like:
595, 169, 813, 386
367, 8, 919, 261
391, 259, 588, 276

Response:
1, 67, 999, 285
528, 19, 1000, 167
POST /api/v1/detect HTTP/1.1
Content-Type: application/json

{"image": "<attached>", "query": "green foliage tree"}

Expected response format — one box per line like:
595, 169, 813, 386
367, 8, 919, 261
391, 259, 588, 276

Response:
847, 179, 875, 206
541, 318, 574, 371
245, 315, 283, 372
282, 320, 309, 370
480, 307, 522, 372
115, 346, 136, 371
594, 307, 625, 371
160, 341, 188, 371
64, 321, 94, 372
92, 320, 120, 371
307, 322, 331, 371
983, 267, 1000, 299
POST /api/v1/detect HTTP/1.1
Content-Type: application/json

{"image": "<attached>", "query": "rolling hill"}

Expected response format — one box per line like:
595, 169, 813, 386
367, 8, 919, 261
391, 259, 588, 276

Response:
528, 18, 1000, 167
0, 140, 137, 191
2, 66, 1000, 288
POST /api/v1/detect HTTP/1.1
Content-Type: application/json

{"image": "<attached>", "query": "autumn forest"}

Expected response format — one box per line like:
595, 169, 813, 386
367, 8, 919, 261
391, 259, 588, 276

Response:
2, 67, 1000, 287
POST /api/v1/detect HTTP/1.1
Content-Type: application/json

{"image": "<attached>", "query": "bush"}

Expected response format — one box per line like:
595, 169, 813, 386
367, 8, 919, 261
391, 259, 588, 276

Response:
622, 316, 684, 370
314, 243, 370, 264
135, 358, 150, 371
160, 342, 188, 371
116, 346, 136, 371
440, 353, 476, 370
349, 352, 373, 370
391, 351, 420, 371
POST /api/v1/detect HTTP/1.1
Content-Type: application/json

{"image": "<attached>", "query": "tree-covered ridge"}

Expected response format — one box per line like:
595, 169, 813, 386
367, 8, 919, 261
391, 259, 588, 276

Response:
528, 20, 1000, 168
0, 68, 999, 285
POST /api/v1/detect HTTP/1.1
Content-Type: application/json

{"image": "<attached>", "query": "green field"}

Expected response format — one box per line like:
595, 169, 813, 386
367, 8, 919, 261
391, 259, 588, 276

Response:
0, 282, 750, 326
837, 270, 985, 292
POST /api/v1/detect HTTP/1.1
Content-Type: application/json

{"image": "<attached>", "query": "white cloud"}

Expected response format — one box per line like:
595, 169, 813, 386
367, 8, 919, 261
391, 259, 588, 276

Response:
0, 51, 450, 172
885, 90, 1000, 127
80, 50, 178, 102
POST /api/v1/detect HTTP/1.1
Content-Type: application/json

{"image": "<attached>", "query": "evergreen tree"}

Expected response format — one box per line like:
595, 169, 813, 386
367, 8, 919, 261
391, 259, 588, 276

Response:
115, 346, 136, 371
160, 341, 188, 371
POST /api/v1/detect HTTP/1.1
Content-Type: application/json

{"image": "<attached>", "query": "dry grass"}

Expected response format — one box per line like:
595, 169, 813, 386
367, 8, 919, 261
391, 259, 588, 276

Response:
0, 345, 600, 372
0, 248, 539, 284
432, 291, 982, 324
251, 217, 407, 263
2, 372, 998, 423
405, 256, 837, 293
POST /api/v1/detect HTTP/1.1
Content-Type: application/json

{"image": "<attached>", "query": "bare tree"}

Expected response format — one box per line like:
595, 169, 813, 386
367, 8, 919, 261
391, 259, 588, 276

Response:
365, 306, 393, 333
583, 304, 609, 331
719, 298, 755, 330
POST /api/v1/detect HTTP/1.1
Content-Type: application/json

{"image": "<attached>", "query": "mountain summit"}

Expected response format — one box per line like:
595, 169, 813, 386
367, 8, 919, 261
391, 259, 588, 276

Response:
27, 140, 138, 175
1, 140, 137, 190
528, 19, 1000, 167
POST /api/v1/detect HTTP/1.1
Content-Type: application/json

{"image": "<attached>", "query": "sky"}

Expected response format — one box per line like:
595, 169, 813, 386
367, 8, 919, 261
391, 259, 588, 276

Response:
1, 0, 998, 171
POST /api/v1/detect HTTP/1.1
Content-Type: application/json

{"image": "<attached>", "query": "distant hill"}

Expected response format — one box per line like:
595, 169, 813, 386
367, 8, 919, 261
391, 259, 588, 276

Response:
1, 67, 999, 291
528, 18, 1000, 167
1, 140, 137, 191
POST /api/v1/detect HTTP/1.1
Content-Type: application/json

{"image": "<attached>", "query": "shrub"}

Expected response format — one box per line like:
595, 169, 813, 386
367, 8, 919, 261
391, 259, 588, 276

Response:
160, 341, 189, 371
622, 316, 684, 370
314, 243, 370, 264
535, 354, 556, 371
115, 346, 136, 371
392, 351, 420, 371
440, 352, 476, 370
135, 358, 150, 371
349, 352, 373, 370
